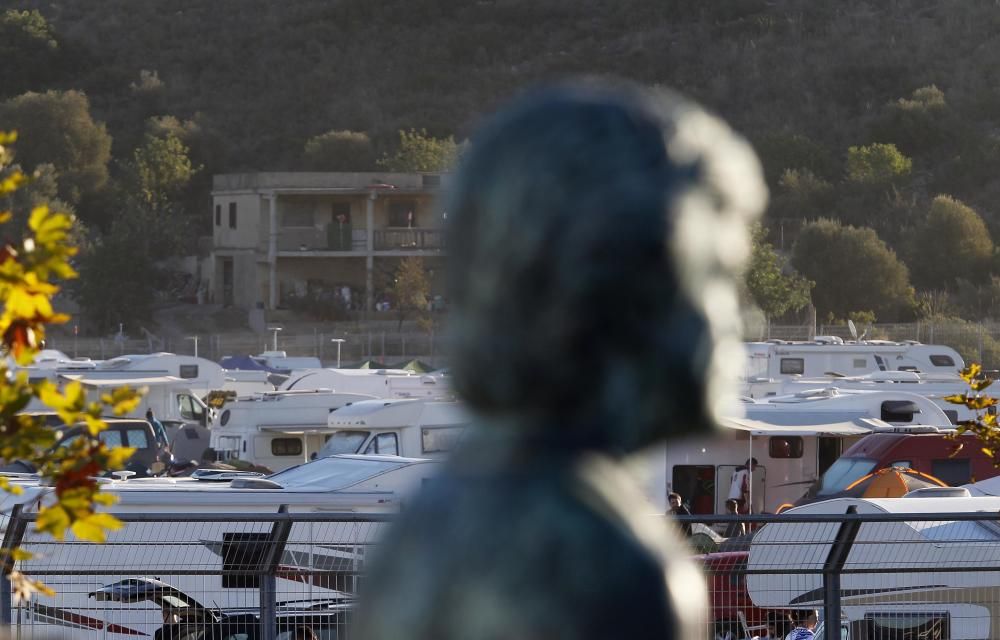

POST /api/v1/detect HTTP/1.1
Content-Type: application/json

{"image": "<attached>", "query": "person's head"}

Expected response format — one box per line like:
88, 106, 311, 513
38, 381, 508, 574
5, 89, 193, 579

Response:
745, 457, 759, 471
668, 492, 682, 509
291, 626, 317, 640
799, 610, 818, 629
725, 498, 739, 513
446, 81, 766, 453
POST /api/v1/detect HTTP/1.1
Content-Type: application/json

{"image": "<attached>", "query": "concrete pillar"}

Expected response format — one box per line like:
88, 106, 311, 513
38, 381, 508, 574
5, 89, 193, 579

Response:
365, 192, 376, 313
268, 193, 278, 310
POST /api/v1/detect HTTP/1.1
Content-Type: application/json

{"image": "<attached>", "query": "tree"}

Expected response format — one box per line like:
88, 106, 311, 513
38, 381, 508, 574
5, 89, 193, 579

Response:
744, 224, 813, 320
377, 128, 458, 172
752, 131, 839, 188
791, 218, 918, 322
846, 143, 912, 186
769, 168, 835, 221
910, 195, 994, 290
0, 10, 65, 99
74, 226, 159, 334
387, 257, 431, 331
303, 130, 375, 171
122, 133, 199, 217
0, 90, 111, 206
0, 131, 141, 598
869, 85, 954, 157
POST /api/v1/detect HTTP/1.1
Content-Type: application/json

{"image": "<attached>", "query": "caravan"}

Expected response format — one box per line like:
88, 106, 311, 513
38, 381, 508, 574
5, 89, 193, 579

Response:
746, 495, 1000, 639
209, 390, 375, 471
640, 389, 953, 514
280, 367, 452, 399
319, 398, 470, 459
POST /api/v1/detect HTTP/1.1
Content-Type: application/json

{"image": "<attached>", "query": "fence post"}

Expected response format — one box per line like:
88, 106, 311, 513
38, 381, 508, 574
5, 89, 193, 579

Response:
0, 504, 28, 625
259, 506, 293, 640
822, 505, 860, 639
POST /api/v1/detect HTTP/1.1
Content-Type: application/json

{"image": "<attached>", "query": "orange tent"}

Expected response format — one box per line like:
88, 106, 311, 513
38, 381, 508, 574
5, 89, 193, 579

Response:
842, 466, 947, 499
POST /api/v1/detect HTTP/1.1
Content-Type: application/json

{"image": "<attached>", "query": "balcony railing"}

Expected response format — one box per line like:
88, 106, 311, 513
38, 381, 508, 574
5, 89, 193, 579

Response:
374, 228, 445, 251
273, 227, 445, 253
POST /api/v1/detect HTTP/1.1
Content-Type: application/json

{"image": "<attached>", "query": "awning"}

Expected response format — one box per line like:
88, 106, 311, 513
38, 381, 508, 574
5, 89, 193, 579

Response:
258, 424, 337, 434
719, 417, 880, 436
59, 374, 184, 387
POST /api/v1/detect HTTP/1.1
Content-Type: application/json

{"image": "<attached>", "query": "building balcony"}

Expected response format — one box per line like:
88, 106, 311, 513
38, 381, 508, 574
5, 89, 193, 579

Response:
374, 228, 445, 251
271, 227, 446, 254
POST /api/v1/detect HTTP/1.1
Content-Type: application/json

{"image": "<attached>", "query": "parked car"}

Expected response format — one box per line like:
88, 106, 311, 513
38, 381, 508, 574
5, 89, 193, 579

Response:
1, 418, 176, 477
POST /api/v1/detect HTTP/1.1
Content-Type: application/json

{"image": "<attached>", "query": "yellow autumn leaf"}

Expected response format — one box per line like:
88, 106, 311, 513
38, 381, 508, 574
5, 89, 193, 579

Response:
82, 414, 105, 437
943, 394, 967, 405
35, 505, 70, 540
0, 211, 11, 224
92, 492, 118, 506
71, 519, 106, 543
960, 364, 983, 384
105, 447, 136, 469
0, 131, 17, 144
984, 448, 995, 457
9, 548, 33, 561
967, 396, 998, 410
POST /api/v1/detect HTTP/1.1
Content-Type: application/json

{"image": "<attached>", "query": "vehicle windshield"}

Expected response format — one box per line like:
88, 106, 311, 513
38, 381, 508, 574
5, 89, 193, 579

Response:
267, 456, 403, 490
320, 431, 371, 456
817, 457, 878, 495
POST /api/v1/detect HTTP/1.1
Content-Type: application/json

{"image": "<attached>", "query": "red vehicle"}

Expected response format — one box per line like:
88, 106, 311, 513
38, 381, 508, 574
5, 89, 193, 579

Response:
797, 430, 998, 506
694, 551, 794, 639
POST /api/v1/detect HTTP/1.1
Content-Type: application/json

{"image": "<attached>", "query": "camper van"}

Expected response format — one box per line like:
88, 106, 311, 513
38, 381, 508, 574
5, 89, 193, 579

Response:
209, 390, 376, 471
280, 367, 452, 399
319, 398, 470, 459
744, 339, 964, 382
641, 389, 953, 514
746, 496, 1000, 640
797, 429, 999, 506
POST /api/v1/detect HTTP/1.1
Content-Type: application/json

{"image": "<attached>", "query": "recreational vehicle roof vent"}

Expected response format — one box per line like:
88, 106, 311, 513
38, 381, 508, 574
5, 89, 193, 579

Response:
813, 335, 844, 345
903, 487, 971, 498
190, 469, 265, 482
230, 478, 283, 489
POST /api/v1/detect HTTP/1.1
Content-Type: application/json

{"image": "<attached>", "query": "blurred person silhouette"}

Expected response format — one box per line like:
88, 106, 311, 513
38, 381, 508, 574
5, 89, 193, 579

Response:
723, 498, 746, 538
668, 491, 693, 537
352, 80, 766, 640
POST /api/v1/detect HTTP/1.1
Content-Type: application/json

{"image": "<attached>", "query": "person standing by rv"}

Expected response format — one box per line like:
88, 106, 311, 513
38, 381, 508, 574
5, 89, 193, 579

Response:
668, 492, 693, 537
785, 610, 818, 640
729, 457, 757, 513
145, 408, 169, 450
723, 498, 745, 538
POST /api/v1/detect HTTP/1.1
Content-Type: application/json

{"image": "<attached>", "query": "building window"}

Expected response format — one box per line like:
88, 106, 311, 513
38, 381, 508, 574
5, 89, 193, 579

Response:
769, 436, 803, 459
271, 438, 303, 456
388, 200, 416, 227
332, 201, 351, 219
422, 174, 441, 188
215, 204, 221, 226
228, 202, 237, 229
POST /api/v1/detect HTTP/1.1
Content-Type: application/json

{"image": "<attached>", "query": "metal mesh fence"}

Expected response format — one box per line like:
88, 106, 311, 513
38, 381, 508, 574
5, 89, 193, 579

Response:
4, 512, 390, 640
6, 509, 1000, 639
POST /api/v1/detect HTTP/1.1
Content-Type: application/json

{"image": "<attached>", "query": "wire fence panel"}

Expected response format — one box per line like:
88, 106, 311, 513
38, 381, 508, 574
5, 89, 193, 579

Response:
6, 513, 389, 640
11, 510, 1000, 639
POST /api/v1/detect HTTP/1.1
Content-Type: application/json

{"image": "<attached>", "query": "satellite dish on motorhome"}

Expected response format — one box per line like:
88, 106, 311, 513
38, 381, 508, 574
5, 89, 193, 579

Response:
848, 319, 858, 340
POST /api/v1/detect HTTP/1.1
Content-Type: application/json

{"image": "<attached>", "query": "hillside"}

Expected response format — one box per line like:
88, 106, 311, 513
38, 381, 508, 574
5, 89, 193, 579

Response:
8, 0, 1000, 326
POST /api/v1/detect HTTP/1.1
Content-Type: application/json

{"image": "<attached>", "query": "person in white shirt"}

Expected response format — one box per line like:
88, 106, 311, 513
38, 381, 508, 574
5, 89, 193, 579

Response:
728, 457, 758, 514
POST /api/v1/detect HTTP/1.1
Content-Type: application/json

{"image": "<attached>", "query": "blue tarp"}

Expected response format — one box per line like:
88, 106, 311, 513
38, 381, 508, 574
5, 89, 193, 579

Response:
219, 355, 282, 374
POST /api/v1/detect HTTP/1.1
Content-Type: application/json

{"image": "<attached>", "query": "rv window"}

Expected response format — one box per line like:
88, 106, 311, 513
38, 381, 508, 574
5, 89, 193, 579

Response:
178, 395, 196, 420
932, 458, 971, 485
880, 400, 917, 423
271, 438, 303, 456
179, 365, 199, 379
421, 426, 464, 454
943, 409, 959, 424
779, 358, 804, 375
818, 457, 877, 495
125, 429, 149, 449
873, 354, 887, 371
321, 431, 370, 456
852, 358, 867, 368
768, 436, 803, 459
897, 365, 919, 372
929, 354, 956, 367
888, 460, 911, 469
861, 612, 948, 639
371, 433, 399, 456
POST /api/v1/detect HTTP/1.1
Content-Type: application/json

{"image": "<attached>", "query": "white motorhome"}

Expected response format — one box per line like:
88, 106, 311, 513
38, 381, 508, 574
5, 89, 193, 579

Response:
209, 390, 376, 471
82, 353, 226, 397
280, 367, 452, 399
745, 370, 976, 423
1, 454, 439, 638
744, 339, 964, 383
746, 495, 1000, 640
639, 389, 953, 514
319, 398, 470, 459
